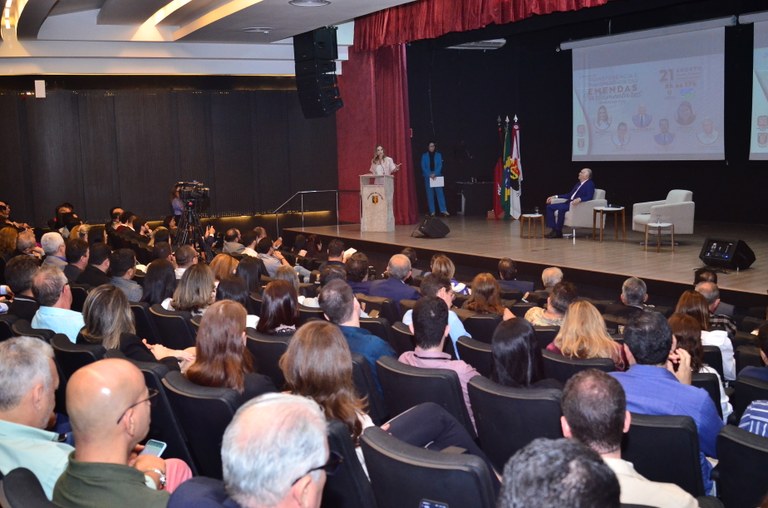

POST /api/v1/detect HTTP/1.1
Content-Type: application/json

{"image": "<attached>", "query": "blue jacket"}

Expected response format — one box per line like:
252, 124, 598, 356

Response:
421, 151, 443, 178
557, 179, 595, 202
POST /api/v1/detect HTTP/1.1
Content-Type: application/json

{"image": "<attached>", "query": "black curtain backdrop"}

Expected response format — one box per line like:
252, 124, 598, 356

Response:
0, 77, 337, 227
407, 0, 768, 223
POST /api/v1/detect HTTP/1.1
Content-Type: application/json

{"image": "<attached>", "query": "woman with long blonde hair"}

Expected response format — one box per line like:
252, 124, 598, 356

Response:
369, 145, 400, 177
546, 300, 625, 370
164, 263, 216, 315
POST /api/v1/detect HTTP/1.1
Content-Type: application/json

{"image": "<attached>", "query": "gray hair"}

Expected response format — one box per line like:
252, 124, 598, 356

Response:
0, 337, 55, 411
695, 281, 719, 306
32, 266, 67, 306
541, 267, 563, 289
387, 254, 411, 281
222, 393, 328, 508
40, 232, 64, 256
621, 277, 647, 306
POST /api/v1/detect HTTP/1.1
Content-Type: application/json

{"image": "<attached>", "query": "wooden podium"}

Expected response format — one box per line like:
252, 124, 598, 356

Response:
360, 174, 394, 232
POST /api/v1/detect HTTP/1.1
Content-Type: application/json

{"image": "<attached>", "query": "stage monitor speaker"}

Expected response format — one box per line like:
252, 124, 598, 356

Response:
699, 238, 755, 270
293, 27, 342, 118
418, 217, 450, 238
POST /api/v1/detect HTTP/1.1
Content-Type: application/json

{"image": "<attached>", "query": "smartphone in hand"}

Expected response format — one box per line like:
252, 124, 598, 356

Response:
140, 439, 167, 457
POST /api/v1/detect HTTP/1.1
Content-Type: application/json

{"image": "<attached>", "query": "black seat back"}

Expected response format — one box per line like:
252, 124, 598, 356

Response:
356, 295, 399, 324
10, 320, 54, 342
622, 413, 704, 497
359, 317, 391, 345
298, 305, 325, 325
388, 322, 415, 356
162, 371, 239, 479
351, 353, 388, 425
68, 283, 90, 313
702, 345, 724, 380
0, 467, 58, 508
130, 302, 161, 342
245, 329, 290, 390
462, 315, 501, 344
533, 326, 559, 349
376, 356, 475, 438
468, 376, 562, 471
322, 420, 377, 508
149, 304, 196, 349
50, 333, 106, 381
731, 375, 768, 420
542, 349, 615, 384
0, 314, 18, 341
691, 372, 723, 420
360, 426, 496, 508
716, 424, 768, 508
456, 336, 492, 378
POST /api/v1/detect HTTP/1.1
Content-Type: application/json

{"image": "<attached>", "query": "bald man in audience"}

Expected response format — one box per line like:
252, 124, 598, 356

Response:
53, 358, 190, 507
369, 253, 420, 311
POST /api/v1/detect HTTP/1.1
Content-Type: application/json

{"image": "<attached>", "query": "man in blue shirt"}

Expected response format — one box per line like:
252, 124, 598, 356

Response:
610, 312, 722, 493
319, 279, 395, 393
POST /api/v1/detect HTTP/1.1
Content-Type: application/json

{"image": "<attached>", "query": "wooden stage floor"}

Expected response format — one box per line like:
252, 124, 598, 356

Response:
288, 217, 767, 301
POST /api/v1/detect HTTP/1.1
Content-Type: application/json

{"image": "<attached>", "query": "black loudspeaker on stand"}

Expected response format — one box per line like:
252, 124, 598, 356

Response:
412, 217, 450, 238
293, 27, 343, 119
699, 238, 755, 270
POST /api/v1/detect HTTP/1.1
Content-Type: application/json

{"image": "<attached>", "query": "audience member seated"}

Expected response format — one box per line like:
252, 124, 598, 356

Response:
221, 228, 245, 255
76, 242, 111, 287
173, 245, 198, 280
401, 296, 480, 428
497, 257, 534, 294
491, 318, 560, 389
239, 230, 258, 258
524, 266, 563, 304
215, 276, 259, 329
185, 300, 275, 404
168, 393, 329, 508
319, 279, 394, 391
346, 251, 372, 295
675, 289, 735, 381
738, 325, 768, 382
318, 238, 346, 272
235, 255, 265, 296
163, 263, 216, 317
16, 228, 44, 259
297, 265, 346, 308
461, 272, 514, 321
86, 225, 107, 247
0, 200, 29, 230
0, 226, 18, 263
498, 438, 620, 508
738, 400, 768, 437
369, 254, 420, 310
140, 259, 177, 306
4, 255, 40, 320
280, 320, 496, 480
209, 253, 239, 282
695, 281, 737, 340
402, 273, 471, 356
603, 276, 650, 321
256, 237, 311, 282
63, 238, 89, 284
561, 369, 698, 508
53, 358, 192, 507
256, 280, 300, 336
547, 300, 626, 370
524, 281, 577, 327
151, 241, 173, 265
400, 247, 424, 279
78, 284, 193, 369
0, 337, 73, 499
668, 312, 732, 422
429, 254, 469, 296
694, 268, 734, 317
610, 312, 722, 493
41, 232, 67, 269
31, 266, 85, 342
109, 248, 143, 303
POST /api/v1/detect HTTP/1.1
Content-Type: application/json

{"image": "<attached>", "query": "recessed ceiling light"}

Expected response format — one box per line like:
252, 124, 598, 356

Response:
288, 0, 331, 6
242, 26, 272, 33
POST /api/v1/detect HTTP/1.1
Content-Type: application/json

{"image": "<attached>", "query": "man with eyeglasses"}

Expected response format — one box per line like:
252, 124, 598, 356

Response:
169, 393, 335, 508
54, 358, 191, 508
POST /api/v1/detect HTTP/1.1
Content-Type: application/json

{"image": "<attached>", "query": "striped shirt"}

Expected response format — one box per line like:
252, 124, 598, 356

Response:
739, 400, 768, 438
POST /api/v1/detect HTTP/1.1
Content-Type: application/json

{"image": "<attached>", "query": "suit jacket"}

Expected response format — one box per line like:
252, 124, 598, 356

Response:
76, 265, 110, 287
369, 277, 420, 306
603, 302, 646, 322
557, 179, 595, 203
421, 151, 443, 177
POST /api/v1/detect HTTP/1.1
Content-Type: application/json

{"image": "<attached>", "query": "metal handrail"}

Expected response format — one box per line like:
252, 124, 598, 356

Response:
272, 190, 339, 237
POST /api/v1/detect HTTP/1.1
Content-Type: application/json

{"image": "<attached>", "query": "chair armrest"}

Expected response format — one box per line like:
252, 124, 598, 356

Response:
632, 199, 666, 217
550, 198, 567, 204
648, 201, 695, 222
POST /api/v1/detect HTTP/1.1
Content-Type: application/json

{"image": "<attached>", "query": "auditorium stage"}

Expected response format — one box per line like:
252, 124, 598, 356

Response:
286, 217, 767, 307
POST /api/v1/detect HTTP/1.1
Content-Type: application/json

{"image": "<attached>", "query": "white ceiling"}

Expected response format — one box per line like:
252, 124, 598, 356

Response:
0, 0, 415, 75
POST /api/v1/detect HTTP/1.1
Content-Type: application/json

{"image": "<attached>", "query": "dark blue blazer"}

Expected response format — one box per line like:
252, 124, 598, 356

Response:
369, 277, 420, 304
557, 179, 595, 203
168, 477, 241, 508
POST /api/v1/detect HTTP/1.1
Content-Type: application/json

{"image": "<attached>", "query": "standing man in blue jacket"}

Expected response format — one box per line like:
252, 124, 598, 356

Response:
421, 141, 449, 217
544, 167, 595, 238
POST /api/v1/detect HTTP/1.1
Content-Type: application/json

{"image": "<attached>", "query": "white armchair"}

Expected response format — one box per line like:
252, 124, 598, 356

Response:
632, 189, 695, 235
563, 188, 608, 230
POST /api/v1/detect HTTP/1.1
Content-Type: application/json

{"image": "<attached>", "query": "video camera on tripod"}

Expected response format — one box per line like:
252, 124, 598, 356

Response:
176, 181, 210, 211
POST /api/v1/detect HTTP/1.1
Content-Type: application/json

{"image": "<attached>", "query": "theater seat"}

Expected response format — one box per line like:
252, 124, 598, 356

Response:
0, 467, 57, 508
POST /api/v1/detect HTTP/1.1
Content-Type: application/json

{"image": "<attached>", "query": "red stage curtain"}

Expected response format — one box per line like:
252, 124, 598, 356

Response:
336, 44, 418, 225
354, 0, 609, 51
